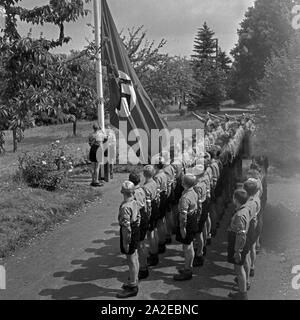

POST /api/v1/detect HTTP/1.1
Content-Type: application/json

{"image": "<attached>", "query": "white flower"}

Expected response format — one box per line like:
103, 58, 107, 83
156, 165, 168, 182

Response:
68, 162, 73, 165
42, 161, 47, 165
61, 156, 66, 161
68, 169, 73, 173
56, 140, 60, 144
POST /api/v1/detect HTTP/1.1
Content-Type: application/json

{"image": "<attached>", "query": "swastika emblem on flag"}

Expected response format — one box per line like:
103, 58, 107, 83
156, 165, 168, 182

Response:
117, 71, 137, 118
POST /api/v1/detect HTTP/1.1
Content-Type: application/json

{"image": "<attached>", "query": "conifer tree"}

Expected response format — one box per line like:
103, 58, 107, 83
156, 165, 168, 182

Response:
192, 22, 216, 63
189, 22, 227, 110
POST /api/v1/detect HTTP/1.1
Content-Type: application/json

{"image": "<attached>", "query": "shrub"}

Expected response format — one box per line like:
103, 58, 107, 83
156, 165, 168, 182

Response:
254, 36, 300, 170
17, 141, 74, 191
0, 130, 5, 153
179, 109, 187, 117
62, 143, 90, 167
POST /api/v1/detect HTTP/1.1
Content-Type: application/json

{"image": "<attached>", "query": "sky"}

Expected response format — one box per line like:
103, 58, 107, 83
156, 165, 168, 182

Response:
1, 0, 255, 57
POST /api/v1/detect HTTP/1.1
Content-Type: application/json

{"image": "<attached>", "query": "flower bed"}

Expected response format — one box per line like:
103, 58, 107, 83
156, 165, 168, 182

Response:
17, 140, 90, 191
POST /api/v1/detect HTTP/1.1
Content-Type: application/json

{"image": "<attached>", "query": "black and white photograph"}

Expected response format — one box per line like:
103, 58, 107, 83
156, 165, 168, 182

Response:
0, 0, 300, 306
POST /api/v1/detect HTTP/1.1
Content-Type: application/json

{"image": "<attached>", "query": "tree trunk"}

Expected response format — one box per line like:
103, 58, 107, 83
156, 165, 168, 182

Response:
73, 118, 77, 136
13, 128, 17, 153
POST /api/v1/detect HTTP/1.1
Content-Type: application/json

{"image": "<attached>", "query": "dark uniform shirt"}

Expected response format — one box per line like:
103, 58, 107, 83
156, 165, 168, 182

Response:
228, 205, 251, 245
164, 164, 176, 197
134, 186, 146, 211
246, 195, 261, 220
211, 160, 220, 188
118, 199, 140, 232
228, 205, 251, 252
220, 144, 231, 166
205, 167, 214, 191
194, 176, 207, 203
154, 170, 168, 193
143, 179, 158, 214
203, 171, 211, 200
178, 187, 198, 227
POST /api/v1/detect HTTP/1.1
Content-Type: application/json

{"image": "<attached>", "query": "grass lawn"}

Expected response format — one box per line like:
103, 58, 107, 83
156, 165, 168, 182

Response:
0, 121, 94, 176
0, 117, 204, 175
0, 174, 102, 258
0, 121, 99, 257
0, 117, 204, 258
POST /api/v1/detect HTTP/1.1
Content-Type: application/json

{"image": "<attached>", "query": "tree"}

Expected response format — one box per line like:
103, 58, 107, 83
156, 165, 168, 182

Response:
139, 56, 195, 110
50, 52, 99, 136
254, 35, 300, 167
230, 0, 295, 102
191, 22, 217, 63
0, 105, 8, 153
120, 25, 185, 110
0, 0, 91, 151
190, 23, 228, 110
217, 49, 231, 73
189, 60, 227, 110
120, 25, 167, 82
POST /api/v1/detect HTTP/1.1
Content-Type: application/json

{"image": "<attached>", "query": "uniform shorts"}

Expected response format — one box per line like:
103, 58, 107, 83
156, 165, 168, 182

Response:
255, 213, 263, 240
120, 222, 140, 255
148, 201, 160, 232
89, 145, 99, 163
176, 215, 198, 245
198, 199, 210, 233
166, 187, 175, 212
139, 208, 149, 242
173, 181, 184, 205
158, 191, 167, 220
227, 231, 249, 266
214, 179, 223, 199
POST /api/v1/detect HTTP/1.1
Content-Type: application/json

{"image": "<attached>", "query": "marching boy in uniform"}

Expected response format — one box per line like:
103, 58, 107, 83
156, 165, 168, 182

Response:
117, 181, 140, 299
203, 154, 213, 245
128, 172, 148, 280
171, 156, 185, 231
153, 156, 169, 255
227, 189, 250, 300
174, 174, 198, 281
144, 165, 161, 267
193, 164, 208, 267
244, 178, 261, 279
164, 157, 177, 243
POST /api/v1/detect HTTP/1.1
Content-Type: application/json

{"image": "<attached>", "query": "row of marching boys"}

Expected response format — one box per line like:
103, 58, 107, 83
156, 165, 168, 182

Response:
226, 155, 268, 300
115, 165, 251, 296
116, 118, 261, 299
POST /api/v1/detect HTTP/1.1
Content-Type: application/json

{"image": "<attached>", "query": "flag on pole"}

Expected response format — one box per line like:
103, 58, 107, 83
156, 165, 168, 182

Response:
101, 0, 167, 155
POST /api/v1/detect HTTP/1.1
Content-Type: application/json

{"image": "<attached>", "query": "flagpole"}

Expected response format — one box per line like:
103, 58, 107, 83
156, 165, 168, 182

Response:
93, 0, 105, 133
